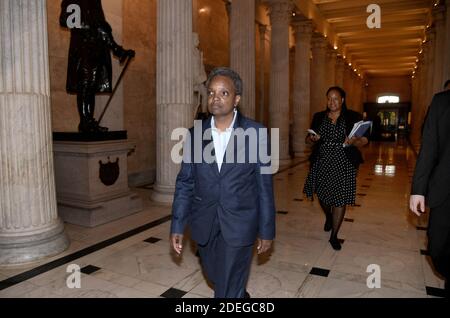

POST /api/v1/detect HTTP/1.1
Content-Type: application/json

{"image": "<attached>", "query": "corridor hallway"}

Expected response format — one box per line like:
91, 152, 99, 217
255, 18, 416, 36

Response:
0, 141, 446, 298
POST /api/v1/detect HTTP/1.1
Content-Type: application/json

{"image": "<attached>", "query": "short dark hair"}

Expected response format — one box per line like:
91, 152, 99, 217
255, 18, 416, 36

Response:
205, 67, 243, 96
444, 79, 450, 88
326, 86, 348, 111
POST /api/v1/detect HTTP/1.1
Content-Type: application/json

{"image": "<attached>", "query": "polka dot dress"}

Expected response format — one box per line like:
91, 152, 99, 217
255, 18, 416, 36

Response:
303, 115, 357, 206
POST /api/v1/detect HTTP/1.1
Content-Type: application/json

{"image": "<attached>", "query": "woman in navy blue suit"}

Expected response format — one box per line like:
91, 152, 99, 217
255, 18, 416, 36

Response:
170, 68, 276, 298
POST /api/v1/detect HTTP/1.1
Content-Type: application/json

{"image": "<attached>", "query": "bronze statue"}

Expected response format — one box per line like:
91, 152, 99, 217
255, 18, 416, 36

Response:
60, 0, 135, 133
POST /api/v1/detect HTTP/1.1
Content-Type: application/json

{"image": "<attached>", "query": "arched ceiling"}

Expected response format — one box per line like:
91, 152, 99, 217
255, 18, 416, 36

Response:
299, 0, 436, 77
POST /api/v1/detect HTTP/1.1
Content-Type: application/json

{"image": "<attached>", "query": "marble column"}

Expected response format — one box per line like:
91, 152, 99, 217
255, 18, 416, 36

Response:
230, 0, 256, 118
335, 56, 345, 88
348, 70, 357, 109
292, 18, 313, 157
311, 33, 328, 116
327, 48, 337, 88
353, 74, 361, 111
411, 58, 425, 151
425, 28, 435, 106
418, 52, 428, 124
258, 23, 268, 124
266, 0, 293, 163
410, 62, 423, 150
432, 4, 446, 93
151, 0, 193, 203
343, 63, 353, 103
0, 0, 69, 265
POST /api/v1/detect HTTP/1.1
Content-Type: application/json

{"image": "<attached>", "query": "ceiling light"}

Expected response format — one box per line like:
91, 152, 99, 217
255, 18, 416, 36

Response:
349, 63, 352, 66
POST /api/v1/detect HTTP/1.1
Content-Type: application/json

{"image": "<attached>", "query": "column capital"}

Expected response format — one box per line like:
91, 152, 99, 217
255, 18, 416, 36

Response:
292, 17, 314, 40
292, 17, 313, 33
311, 33, 328, 50
327, 47, 337, 59
432, 3, 446, 25
336, 56, 345, 67
265, 0, 294, 25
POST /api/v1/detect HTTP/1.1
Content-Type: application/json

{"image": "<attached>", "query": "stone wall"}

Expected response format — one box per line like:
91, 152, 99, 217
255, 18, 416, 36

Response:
196, 0, 230, 72
365, 76, 411, 103
123, 0, 157, 185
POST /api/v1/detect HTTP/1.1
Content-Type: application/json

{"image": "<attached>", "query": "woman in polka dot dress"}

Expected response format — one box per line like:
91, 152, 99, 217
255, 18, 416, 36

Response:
303, 87, 369, 250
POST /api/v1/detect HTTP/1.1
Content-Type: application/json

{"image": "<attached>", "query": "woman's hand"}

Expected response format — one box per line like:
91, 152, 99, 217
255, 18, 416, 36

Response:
306, 133, 320, 145
344, 136, 368, 147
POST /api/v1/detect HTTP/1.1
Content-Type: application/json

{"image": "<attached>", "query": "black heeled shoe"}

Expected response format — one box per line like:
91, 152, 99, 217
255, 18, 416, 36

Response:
329, 235, 341, 250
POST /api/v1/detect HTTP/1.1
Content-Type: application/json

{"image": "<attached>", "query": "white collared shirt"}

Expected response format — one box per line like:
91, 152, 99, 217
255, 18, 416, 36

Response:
211, 109, 237, 172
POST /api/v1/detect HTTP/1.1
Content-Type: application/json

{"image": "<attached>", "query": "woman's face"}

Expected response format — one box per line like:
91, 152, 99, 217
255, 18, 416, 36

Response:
327, 90, 343, 113
207, 75, 240, 118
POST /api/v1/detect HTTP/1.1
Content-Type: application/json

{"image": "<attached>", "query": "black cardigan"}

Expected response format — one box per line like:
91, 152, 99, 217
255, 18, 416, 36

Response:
308, 109, 368, 169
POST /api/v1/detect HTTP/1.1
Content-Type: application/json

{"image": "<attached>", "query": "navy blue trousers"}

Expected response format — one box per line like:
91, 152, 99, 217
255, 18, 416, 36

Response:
197, 215, 254, 298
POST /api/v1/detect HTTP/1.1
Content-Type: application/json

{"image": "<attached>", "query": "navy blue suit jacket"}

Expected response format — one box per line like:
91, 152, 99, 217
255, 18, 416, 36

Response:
170, 112, 276, 247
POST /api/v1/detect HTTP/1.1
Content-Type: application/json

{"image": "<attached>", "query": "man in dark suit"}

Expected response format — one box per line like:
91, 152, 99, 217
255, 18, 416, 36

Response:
410, 90, 450, 297
170, 67, 276, 298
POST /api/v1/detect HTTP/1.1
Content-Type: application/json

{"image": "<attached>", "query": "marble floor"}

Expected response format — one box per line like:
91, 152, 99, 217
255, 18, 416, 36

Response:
0, 138, 447, 298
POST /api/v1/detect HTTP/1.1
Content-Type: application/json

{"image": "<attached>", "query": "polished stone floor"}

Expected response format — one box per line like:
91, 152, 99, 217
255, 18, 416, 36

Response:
0, 139, 446, 298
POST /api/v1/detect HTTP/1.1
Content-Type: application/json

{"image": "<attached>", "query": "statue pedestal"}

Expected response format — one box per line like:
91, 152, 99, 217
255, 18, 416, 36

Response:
53, 132, 142, 227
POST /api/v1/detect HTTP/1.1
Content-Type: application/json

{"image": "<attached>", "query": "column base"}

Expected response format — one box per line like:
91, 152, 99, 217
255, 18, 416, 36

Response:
150, 183, 175, 204
0, 220, 69, 266
58, 192, 143, 227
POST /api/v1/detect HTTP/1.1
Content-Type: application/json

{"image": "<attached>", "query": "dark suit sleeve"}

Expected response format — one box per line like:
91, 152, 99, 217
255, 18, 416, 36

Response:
411, 95, 440, 195
170, 131, 195, 235
256, 128, 276, 240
